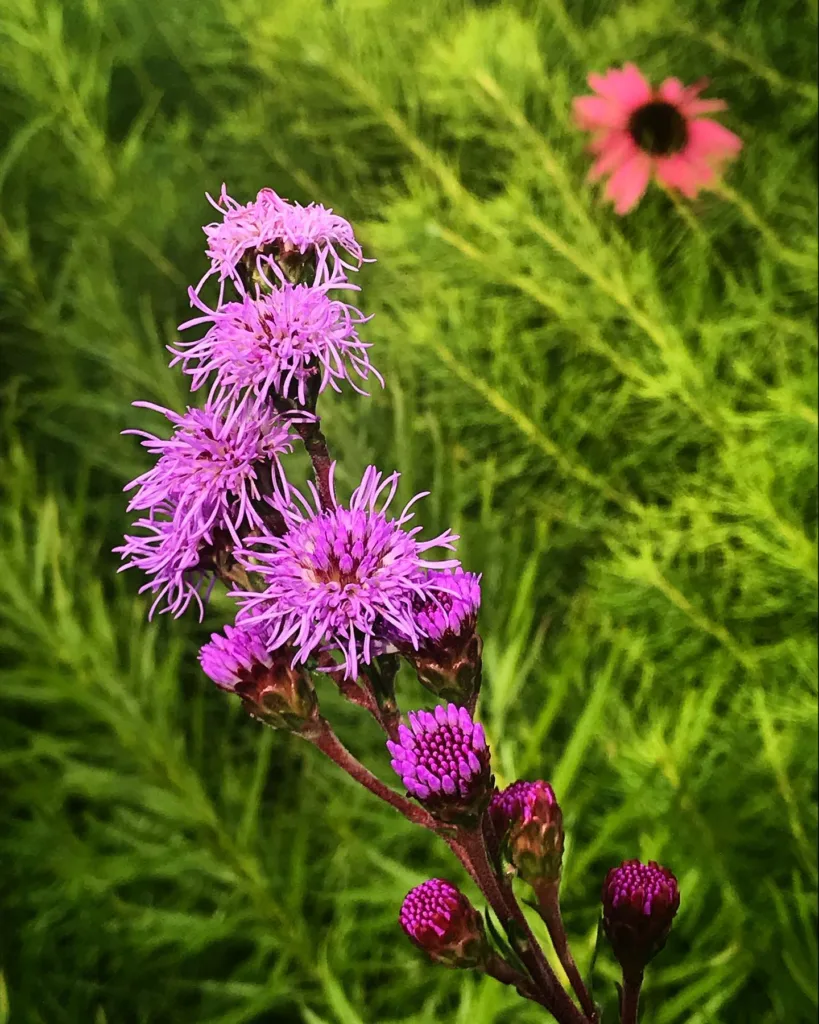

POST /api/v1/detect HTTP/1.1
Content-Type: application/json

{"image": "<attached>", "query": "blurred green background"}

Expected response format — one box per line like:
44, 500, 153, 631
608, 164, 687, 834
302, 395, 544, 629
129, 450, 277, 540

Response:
0, 0, 817, 1021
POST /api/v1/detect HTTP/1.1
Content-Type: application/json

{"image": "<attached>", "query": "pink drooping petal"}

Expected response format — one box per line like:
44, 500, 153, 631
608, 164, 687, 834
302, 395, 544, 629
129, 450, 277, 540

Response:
657, 77, 687, 105
588, 132, 637, 182
686, 118, 743, 161
681, 97, 728, 116
605, 153, 653, 215
572, 95, 629, 130
654, 154, 711, 198
588, 63, 652, 110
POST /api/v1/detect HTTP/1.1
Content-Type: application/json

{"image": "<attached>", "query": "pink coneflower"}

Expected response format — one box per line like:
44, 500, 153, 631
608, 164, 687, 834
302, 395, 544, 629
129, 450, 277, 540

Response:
573, 64, 742, 213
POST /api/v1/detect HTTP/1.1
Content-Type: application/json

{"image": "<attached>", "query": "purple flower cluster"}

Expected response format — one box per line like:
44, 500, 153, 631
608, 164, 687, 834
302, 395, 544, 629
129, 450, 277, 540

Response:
411, 568, 481, 645
120, 185, 477, 680
603, 859, 679, 917
398, 879, 488, 970
117, 183, 684, 1017
173, 283, 380, 408
116, 399, 297, 618
602, 859, 680, 977
198, 184, 366, 297
233, 465, 459, 679
199, 622, 274, 690
387, 703, 492, 823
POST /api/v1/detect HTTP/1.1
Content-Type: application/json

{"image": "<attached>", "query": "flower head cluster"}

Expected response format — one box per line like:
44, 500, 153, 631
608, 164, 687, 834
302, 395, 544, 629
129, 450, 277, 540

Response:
399, 879, 488, 968
200, 622, 317, 729
232, 465, 460, 679
602, 859, 680, 977
411, 568, 481, 645
198, 184, 366, 297
118, 399, 298, 618
116, 508, 219, 619
173, 283, 380, 408
573, 64, 742, 213
388, 703, 492, 824
199, 621, 276, 690
124, 399, 298, 544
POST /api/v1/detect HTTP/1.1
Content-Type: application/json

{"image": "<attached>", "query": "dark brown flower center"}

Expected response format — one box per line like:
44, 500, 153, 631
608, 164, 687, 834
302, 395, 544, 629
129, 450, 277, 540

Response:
628, 101, 688, 156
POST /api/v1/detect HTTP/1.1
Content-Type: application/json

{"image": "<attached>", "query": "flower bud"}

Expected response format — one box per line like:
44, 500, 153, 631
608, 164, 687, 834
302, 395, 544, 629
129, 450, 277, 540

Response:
602, 859, 680, 979
399, 879, 489, 968
200, 623, 318, 731
489, 780, 564, 886
406, 570, 483, 706
387, 703, 493, 826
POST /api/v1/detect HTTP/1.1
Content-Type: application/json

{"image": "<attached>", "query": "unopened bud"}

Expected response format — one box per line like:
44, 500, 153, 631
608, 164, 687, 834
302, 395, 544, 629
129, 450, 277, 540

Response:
199, 623, 318, 731
602, 859, 680, 979
489, 780, 564, 885
399, 879, 489, 968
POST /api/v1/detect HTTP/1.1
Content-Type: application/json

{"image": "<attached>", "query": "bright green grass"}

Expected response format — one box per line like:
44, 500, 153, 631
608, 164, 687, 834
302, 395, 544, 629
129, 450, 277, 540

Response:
0, 0, 816, 1021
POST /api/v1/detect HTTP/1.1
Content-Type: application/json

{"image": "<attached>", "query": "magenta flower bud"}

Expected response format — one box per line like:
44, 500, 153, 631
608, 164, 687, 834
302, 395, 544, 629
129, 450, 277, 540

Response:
602, 859, 680, 979
399, 880, 489, 968
200, 622, 318, 731
489, 781, 564, 886
387, 703, 492, 826
402, 569, 483, 705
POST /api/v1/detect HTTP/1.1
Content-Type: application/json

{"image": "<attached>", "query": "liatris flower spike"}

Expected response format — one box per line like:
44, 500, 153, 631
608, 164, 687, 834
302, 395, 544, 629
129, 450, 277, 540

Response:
388, 703, 492, 826
198, 184, 367, 298
399, 879, 489, 969
231, 464, 460, 680
489, 780, 564, 887
602, 859, 680, 981
573, 64, 742, 213
119, 182, 689, 1024
199, 622, 318, 731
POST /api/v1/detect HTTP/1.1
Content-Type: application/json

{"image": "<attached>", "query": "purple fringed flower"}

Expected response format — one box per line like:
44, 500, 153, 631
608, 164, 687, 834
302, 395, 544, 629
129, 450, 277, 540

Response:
200, 622, 318, 729
199, 621, 275, 690
197, 184, 367, 298
602, 859, 680, 978
231, 465, 460, 679
399, 879, 488, 968
115, 502, 220, 619
412, 568, 481, 644
389, 568, 483, 705
173, 284, 380, 408
123, 399, 298, 547
387, 703, 492, 824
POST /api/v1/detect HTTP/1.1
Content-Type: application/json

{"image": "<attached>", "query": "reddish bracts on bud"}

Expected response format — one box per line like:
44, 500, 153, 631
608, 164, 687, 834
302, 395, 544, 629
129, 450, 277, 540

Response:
399, 879, 489, 968
387, 703, 493, 826
199, 622, 318, 731
602, 859, 680, 979
489, 780, 564, 886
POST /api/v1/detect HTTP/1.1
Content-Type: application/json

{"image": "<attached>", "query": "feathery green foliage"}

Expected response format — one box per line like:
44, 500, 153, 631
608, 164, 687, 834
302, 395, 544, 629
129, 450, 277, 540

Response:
0, 0, 816, 1020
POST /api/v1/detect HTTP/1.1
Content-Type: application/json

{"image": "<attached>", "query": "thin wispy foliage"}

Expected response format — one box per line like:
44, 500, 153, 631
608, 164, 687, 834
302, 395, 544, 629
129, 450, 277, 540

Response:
0, 0, 816, 1022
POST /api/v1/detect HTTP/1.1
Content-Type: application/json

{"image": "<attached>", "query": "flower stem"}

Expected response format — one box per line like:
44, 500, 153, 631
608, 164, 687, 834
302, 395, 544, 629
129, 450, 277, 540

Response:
483, 953, 552, 1010
620, 973, 643, 1024
452, 829, 587, 1024
295, 415, 334, 510
533, 880, 598, 1022
305, 718, 437, 831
